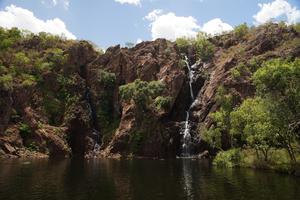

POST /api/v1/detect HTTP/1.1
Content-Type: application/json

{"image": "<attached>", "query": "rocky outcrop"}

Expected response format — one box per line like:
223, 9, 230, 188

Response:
1, 23, 299, 158
191, 24, 300, 151
91, 39, 187, 157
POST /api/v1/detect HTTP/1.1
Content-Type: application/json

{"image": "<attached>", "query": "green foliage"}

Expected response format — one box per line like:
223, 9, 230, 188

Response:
38, 32, 64, 48
99, 70, 116, 88
119, 79, 166, 110
0, 65, 7, 74
45, 48, 67, 67
292, 23, 300, 33
230, 63, 250, 80
43, 97, 63, 125
213, 149, 242, 167
20, 74, 37, 87
19, 123, 32, 139
234, 23, 249, 39
27, 142, 39, 152
212, 58, 300, 166
176, 33, 215, 61
201, 86, 236, 149
176, 37, 192, 53
14, 52, 30, 66
201, 126, 222, 150
0, 74, 13, 90
154, 96, 172, 111
0, 27, 22, 50
95, 70, 116, 130
230, 98, 277, 161
193, 33, 215, 61
253, 59, 300, 101
130, 131, 144, 154
252, 58, 300, 163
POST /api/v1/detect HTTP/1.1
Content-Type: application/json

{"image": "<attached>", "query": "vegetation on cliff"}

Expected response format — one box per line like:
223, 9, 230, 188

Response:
0, 22, 299, 165
199, 23, 300, 173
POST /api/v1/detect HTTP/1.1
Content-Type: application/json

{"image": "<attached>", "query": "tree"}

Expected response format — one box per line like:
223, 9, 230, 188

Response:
119, 79, 166, 111
252, 58, 300, 163
176, 37, 192, 53
230, 98, 278, 161
193, 33, 215, 61
234, 23, 249, 39
201, 86, 236, 150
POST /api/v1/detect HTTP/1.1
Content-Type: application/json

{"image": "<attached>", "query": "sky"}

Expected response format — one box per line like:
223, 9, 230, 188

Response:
0, 0, 299, 48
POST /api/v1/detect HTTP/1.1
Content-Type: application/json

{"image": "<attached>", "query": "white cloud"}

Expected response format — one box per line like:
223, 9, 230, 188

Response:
253, 0, 300, 25
202, 18, 233, 36
145, 10, 200, 41
115, 0, 141, 6
41, 0, 69, 10
144, 9, 163, 21
0, 5, 76, 39
136, 38, 143, 44
145, 10, 233, 40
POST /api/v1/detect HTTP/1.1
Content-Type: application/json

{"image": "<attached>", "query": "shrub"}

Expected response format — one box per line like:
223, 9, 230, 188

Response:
19, 123, 32, 139
20, 74, 37, 87
292, 23, 300, 33
45, 48, 67, 67
27, 142, 39, 152
0, 65, 8, 74
154, 96, 172, 111
0, 74, 13, 90
130, 131, 144, 154
193, 34, 215, 62
99, 70, 116, 88
14, 52, 30, 66
176, 37, 192, 53
0, 27, 22, 50
213, 148, 242, 167
234, 23, 249, 39
230, 63, 250, 79
119, 79, 165, 110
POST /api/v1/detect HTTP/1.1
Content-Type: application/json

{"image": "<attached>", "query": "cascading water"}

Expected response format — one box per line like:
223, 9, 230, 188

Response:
184, 56, 195, 101
85, 88, 101, 152
180, 56, 197, 157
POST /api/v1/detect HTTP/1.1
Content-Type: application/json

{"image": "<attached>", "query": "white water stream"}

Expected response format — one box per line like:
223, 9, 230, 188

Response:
181, 56, 197, 157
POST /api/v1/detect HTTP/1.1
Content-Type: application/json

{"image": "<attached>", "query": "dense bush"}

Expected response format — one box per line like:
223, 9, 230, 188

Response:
176, 37, 192, 53
98, 70, 116, 88
154, 96, 172, 111
194, 33, 215, 61
19, 123, 32, 139
234, 23, 249, 39
175, 32, 215, 61
213, 148, 242, 167
207, 58, 300, 167
119, 79, 166, 110
230, 63, 251, 79
0, 27, 22, 50
0, 74, 13, 90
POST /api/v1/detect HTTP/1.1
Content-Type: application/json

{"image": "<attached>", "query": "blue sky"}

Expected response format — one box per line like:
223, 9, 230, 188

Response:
0, 0, 299, 48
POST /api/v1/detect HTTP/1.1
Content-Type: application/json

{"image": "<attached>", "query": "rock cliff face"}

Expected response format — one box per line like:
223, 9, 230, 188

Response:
0, 24, 299, 158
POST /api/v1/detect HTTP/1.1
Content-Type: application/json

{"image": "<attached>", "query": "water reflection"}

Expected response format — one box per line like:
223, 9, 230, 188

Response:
0, 158, 299, 200
181, 159, 194, 199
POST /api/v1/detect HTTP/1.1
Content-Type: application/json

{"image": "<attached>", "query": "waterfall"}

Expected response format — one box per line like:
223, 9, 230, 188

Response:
184, 56, 194, 101
180, 56, 197, 157
85, 88, 100, 152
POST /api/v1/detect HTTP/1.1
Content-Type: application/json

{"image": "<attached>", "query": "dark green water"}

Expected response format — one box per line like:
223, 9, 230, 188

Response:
0, 158, 299, 200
